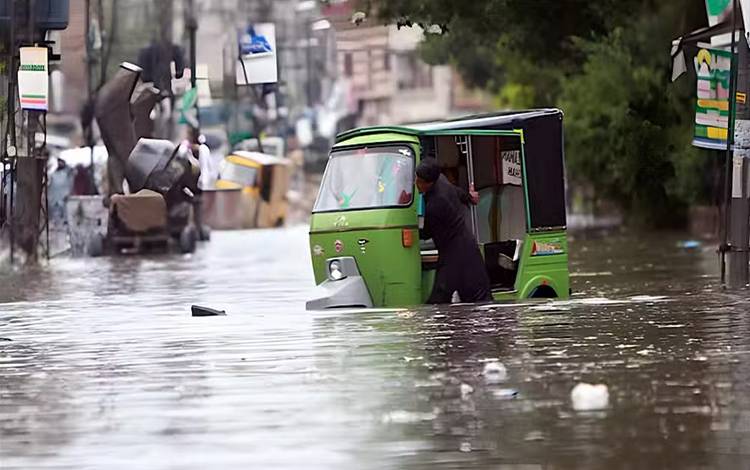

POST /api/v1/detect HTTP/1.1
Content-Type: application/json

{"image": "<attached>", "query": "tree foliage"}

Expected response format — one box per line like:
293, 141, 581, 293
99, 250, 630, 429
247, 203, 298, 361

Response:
366, 0, 715, 226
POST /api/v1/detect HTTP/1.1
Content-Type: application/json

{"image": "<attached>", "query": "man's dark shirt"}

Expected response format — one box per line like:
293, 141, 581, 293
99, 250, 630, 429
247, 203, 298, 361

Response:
421, 175, 492, 303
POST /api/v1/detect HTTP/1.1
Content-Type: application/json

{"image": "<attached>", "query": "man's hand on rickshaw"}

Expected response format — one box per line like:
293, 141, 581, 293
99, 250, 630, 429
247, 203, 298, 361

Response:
469, 183, 479, 205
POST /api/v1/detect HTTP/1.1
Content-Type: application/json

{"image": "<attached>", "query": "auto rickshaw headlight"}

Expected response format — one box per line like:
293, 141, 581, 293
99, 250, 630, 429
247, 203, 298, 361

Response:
328, 260, 345, 281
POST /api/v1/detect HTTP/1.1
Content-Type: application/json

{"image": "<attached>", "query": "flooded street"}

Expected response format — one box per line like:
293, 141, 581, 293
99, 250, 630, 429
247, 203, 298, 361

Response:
2, 227, 750, 469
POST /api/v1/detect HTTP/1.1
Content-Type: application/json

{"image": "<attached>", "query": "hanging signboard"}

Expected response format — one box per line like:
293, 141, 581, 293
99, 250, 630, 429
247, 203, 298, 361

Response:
693, 47, 731, 150
500, 149, 522, 185
18, 46, 49, 112
236, 23, 278, 85
706, 0, 732, 46
705, 0, 732, 26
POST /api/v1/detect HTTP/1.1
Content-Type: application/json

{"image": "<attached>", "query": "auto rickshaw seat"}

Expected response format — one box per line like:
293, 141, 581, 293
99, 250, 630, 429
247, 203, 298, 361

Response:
484, 239, 521, 289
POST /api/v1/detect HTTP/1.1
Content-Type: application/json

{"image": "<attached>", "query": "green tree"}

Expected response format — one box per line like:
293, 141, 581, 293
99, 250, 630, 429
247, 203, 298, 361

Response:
366, 0, 713, 226
559, 1, 710, 225
365, 0, 637, 102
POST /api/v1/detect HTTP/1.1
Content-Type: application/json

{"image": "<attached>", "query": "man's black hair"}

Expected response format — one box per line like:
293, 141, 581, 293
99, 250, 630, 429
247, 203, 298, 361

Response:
416, 157, 440, 183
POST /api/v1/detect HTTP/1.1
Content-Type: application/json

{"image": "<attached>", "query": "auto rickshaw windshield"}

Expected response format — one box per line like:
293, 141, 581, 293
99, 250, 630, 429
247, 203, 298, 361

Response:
313, 145, 414, 212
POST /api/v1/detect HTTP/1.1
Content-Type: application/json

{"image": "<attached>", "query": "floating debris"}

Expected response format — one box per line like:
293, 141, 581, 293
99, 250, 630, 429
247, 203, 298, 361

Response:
524, 430, 545, 441
191, 305, 226, 317
677, 240, 701, 251
482, 361, 508, 383
492, 388, 519, 399
571, 383, 609, 411
460, 383, 474, 400
381, 409, 437, 424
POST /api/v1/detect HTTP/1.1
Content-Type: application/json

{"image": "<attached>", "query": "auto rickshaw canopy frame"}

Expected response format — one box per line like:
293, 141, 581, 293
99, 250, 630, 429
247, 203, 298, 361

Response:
334, 108, 567, 232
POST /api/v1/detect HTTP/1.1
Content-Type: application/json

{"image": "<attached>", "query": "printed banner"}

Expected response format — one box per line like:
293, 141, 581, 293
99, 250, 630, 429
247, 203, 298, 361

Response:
18, 47, 49, 112
500, 149, 522, 185
693, 47, 731, 150
236, 23, 278, 85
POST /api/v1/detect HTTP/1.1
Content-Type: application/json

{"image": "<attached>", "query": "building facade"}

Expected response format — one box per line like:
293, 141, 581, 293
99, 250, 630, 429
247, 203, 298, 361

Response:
324, 0, 492, 128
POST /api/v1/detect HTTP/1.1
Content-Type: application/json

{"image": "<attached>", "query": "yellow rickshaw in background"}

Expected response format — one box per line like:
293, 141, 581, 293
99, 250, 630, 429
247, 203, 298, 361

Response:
204, 151, 291, 229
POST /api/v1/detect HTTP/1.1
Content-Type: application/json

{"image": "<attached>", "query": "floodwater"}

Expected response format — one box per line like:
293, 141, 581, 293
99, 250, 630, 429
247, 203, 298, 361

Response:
1, 227, 750, 469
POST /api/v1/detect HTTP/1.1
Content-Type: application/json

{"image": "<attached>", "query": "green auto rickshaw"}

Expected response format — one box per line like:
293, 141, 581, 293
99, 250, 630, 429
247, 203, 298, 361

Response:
307, 109, 569, 309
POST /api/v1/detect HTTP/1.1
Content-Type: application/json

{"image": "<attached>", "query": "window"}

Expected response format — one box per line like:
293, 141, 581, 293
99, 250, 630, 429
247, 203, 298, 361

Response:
313, 145, 414, 212
396, 52, 433, 90
344, 53, 353, 77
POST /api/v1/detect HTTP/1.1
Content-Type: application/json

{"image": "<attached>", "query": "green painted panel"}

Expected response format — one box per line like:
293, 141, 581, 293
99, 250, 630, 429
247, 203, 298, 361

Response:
309, 227, 422, 307
514, 231, 570, 299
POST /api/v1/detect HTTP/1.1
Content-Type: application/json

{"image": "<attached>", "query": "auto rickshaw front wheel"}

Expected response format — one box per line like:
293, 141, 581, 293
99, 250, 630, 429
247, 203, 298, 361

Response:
179, 226, 198, 254
198, 225, 211, 242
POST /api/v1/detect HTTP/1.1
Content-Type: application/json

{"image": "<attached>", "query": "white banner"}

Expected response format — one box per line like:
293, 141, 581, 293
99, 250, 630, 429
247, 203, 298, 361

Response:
501, 149, 522, 185
18, 47, 49, 111
236, 23, 278, 85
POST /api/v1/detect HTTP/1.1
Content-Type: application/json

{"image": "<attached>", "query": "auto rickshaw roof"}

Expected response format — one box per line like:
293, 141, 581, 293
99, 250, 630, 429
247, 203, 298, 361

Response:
335, 108, 562, 142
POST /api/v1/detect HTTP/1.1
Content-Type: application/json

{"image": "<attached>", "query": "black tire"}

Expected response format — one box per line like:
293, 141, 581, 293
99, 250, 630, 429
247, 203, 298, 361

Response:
179, 226, 198, 253
86, 233, 105, 257
529, 285, 557, 299
199, 225, 211, 242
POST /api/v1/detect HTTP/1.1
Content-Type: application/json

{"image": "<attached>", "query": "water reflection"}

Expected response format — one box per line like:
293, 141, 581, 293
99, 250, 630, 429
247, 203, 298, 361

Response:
2, 227, 750, 468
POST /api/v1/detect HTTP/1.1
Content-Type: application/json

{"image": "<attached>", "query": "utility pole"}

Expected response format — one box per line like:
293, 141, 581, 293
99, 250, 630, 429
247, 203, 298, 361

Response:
3, 0, 18, 264
186, 0, 199, 141
305, 20, 312, 108
728, 32, 750, 288
725, 0, 750, 288
84, 0, 96, 177
14, 0, 48, 264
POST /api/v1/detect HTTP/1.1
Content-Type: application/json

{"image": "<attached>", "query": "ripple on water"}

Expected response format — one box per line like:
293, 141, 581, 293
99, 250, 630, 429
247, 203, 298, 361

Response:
2, 228, 750, 468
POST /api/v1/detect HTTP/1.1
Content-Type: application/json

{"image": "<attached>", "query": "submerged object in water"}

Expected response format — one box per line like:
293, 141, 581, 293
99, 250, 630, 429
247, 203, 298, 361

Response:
482, 361, 508, 383
191, 305, 226, 317
677, 240, 701, 251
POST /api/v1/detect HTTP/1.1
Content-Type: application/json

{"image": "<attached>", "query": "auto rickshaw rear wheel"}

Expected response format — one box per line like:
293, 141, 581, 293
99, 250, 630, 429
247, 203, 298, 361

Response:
198, 225, 211, 241
86, 233, 105, 257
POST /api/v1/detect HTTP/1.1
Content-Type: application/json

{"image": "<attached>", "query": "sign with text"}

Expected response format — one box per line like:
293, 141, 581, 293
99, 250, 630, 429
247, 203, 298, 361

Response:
501, 149, 522, 185
236, 23, 278, 85
18, 47, 49, 111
